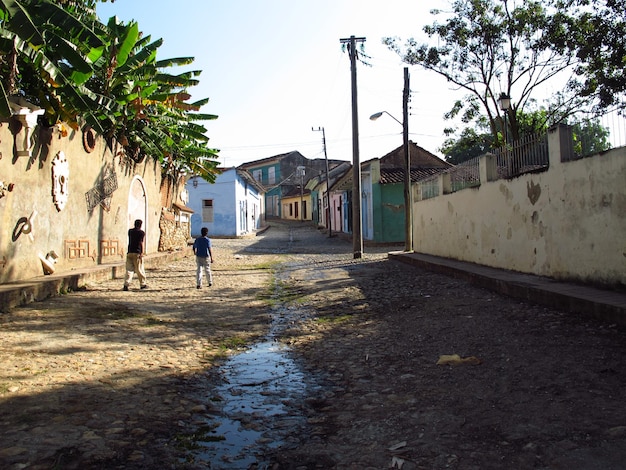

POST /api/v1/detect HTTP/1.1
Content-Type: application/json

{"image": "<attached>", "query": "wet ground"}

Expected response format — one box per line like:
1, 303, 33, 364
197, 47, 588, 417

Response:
188, 273, 319, 468
2, 220, 626, 469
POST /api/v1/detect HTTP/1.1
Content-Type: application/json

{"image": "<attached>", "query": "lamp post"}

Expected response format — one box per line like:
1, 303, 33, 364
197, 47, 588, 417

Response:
498, 92, 512, 175
498, 92, 511, 146
369, 68, 412, 252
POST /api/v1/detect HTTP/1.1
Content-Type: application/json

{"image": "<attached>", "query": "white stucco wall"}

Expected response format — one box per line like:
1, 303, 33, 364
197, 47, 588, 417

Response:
187, 169, 236, 237
413, 126, 626, 286
187, 168, 263, 237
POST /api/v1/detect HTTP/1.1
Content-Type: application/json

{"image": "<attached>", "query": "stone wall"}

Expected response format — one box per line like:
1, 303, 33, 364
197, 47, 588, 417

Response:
158, 210, 190, 252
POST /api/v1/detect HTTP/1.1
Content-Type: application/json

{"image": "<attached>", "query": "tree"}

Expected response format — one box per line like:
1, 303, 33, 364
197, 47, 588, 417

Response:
0, 0, 219, 180
441, 108, 610, 163
0, 0, 108, 128
441, 127, 493, 164
85, 16, 219, 180
547, 0, 626, 108
571, 119, 610, 157
384, 0, 586, 147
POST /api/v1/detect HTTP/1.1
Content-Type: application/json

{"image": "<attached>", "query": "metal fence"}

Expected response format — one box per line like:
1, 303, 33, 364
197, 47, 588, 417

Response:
576, 105, 626, 158
493, 132, 549, 179
449, 156, 481, 191
416, 106, 625, 200
419, 175, 439, 200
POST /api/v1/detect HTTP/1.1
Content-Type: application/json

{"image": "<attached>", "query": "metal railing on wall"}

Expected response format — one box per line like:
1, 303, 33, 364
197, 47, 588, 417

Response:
416, 110, 625, 201
493, 132, 549, 179
449, 156, 481, 191
576, 105, 626, 158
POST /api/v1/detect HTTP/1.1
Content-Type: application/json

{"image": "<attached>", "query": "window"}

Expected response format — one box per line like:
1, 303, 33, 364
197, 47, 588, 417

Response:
268, 167, 276, 185
253, 169, 262, 183
202, 199, 214, 222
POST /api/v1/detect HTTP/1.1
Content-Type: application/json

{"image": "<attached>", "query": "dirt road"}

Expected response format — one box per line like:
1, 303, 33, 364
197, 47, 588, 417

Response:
1, 221, 626, 469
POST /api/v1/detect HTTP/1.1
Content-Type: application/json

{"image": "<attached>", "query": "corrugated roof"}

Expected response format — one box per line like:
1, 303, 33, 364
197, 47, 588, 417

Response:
379, 167, 446, 184
380, 141, 452, 169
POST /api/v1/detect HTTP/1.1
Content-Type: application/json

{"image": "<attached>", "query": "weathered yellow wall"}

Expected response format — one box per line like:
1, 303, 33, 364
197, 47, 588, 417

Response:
413, 126, 626, 286
281, 194, 313, 221
0, 120, 163, 283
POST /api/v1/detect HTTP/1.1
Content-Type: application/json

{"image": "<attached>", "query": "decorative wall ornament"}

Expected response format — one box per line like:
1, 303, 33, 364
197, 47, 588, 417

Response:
38, 251, 59, 275
9, 98, 45, 157
180, 187, 189, 204
100, 239, 121, 257
82, 126, 96, 153
85, 166, 118, 212
12, 211, 37, 242
51, 151, 69, 211
65, 239, 90, 259
0, 181, 14, 198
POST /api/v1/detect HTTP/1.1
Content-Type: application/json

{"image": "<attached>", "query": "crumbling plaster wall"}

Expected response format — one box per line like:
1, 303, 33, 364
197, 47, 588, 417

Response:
0, 120, 164, 283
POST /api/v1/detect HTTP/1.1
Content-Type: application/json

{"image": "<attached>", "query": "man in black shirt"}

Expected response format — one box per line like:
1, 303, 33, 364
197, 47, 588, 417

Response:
123, 219, 147, 291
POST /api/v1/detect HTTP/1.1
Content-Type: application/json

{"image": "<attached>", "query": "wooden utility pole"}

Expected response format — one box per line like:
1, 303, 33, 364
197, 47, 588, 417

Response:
403, 67, 413, 252
340, 35, 365, 259
313, 126, 332, 238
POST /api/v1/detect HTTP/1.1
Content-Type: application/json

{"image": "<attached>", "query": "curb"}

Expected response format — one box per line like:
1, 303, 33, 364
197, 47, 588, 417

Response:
389, 251, 626, 326
0, 250, 187, 312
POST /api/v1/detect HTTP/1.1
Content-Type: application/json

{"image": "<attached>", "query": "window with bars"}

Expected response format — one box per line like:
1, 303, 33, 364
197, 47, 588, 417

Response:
202, 199, 214, 222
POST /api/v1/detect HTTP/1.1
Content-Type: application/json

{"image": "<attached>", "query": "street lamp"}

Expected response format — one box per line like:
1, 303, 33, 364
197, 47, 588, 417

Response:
370, 109, 412, 252
498, 92, 514, 175
369, 111, 402, 127
369, 68, 412, 252
498, 92, 511, 146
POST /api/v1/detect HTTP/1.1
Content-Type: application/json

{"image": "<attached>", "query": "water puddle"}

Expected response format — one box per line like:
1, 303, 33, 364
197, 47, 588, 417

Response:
188, 273, 316, 469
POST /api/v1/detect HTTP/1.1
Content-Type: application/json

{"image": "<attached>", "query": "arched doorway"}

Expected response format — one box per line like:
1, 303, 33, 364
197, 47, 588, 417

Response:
128, 176, 147, 231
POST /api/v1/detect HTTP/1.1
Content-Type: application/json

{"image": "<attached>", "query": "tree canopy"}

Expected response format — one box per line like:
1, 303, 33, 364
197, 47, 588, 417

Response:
547, 0, 626, 108
384, 0, 624, 161
0, 0, 219, 181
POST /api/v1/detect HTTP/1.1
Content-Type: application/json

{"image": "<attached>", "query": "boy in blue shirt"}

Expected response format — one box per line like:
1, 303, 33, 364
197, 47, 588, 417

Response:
192, 227, 214, 288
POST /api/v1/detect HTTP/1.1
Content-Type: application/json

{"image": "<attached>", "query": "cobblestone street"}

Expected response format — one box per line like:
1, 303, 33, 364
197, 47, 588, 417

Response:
1, 221, 626, 469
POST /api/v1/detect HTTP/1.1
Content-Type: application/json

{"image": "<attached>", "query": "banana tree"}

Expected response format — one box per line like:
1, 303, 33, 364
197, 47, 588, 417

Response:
0, 0, 110, 130
88, 16, 219, 180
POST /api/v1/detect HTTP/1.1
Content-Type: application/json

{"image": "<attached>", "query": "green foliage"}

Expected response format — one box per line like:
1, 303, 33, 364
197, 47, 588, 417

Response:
548, 0, 626, 107
0, 0, 108, 126
442, 108, 610, 164
383, 0, 591, 146
571, 118, 611, 156
441, 127, 493, 164
0, 0, 219, 181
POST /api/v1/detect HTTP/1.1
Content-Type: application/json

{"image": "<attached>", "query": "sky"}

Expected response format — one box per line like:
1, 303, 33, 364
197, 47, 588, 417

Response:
96, 0, 457, 167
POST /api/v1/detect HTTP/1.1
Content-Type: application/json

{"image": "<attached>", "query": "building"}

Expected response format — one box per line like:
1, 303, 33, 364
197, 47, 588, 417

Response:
186, 167, 265, 237
331, 141, 451, 243
0, 99, 188, 283
239, 151, 344, 219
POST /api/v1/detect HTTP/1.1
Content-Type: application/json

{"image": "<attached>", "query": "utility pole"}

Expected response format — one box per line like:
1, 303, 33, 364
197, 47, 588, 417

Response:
340, 35, 365, 259
313, 126, 332, 238
403, 67, 413, 252
297, 165, 306, 221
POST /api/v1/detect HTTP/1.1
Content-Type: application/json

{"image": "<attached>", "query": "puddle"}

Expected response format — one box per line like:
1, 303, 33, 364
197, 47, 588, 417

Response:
188, 273, 317, 469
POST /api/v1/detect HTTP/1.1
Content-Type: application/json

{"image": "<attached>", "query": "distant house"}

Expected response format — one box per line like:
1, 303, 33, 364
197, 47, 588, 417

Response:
239, 150, 344, 219
308, 161, 351, 231
331, 142, 451, 243
186, 167, 265, 237
281, 186, 312, 221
